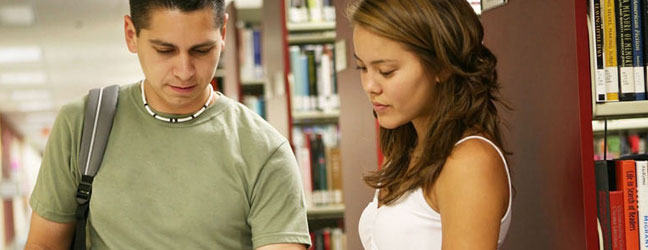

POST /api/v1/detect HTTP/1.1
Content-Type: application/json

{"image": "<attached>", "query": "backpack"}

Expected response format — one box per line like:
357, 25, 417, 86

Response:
71, 85, 119, 250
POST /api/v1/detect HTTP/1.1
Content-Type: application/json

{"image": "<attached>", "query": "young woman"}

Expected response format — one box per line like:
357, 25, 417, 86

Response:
350, 0, 512, 249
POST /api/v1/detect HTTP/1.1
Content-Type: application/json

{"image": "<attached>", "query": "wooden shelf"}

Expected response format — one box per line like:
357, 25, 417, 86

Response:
593, 101, 648, 119
307, 204, 345, 219
287, 22, 335, 32
288, 31, 336, 44
592, 117, 648, 132
241, 79, 265, 86
293, 110, 339, 124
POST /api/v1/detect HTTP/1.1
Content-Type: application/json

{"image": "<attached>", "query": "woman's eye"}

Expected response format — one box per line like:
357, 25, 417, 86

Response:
355, 66, 367, 71
379, 70, 395, 77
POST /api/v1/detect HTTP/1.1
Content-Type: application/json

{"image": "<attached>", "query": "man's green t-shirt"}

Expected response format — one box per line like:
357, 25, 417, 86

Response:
29, 83, 311, 249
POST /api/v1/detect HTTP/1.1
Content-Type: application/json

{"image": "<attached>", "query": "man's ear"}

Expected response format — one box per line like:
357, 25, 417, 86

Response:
124, 15, 138, 53
220, 13, 229, 50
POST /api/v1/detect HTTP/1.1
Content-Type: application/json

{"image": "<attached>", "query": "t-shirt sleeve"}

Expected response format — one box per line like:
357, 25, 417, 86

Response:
29, 103, 83, 223
247, 141, 311, 249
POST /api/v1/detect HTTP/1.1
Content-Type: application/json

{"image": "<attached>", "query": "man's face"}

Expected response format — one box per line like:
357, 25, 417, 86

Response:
125, 8, 226, 114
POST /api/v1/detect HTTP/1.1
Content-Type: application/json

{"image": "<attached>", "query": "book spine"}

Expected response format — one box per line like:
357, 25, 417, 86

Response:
252, 29, 263, 80
596, 161, 614, 250
290, 46, 304, 111
616, 159, 639, 250
618, 0, 637, 101
606, 0, 621, 101
611, 190, 627, 250
307, 0, 323, 22
643, 0, 648, 97
323, 228, 331, 250
305, 48, 318, 111
595, 0, 608, 102
300, 53, 311, 111
637, 161, 648, 250
315, 134, 328, 204
328, 147, 343, 204
631, 0, 646, 99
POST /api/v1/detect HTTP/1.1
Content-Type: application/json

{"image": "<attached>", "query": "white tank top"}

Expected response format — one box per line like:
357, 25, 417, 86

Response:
358, 136, 513, 250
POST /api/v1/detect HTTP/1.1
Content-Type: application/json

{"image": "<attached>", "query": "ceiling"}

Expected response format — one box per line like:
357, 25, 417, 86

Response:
0, 0, 261, 151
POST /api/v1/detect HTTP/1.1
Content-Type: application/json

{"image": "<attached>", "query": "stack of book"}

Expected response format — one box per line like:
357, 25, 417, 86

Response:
589, 0, 648, 103
594, 132, 647, 160
595, 159, 648, 249
289, 44, 339, 113
293, 125, 343, 207
288, 0, 335, 24
308, 227, 346, 250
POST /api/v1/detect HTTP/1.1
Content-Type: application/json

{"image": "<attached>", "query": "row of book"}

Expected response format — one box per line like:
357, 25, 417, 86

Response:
289, 44, 340, 112
293, 125, 343, 207
595, 159, 648, 250
289, 0, 336, 24
237, 23, 264, 82
242, 95, 266, 119
594, 132, 647, 160
308, 227, 345, 250
588, 0, 648, 103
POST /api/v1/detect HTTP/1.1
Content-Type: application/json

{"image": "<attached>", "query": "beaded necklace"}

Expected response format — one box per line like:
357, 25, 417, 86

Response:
140, 80, 214, 123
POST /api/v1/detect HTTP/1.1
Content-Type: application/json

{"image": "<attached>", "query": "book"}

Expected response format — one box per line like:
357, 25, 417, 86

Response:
592, 0, 607, 102
330, 228, 344, 250
290, 0, 309, 23
631, 0, 646, 100
293, 128, 314, 206
617, 0, 637, 101
615, 159, 639, 250
643, 0, 648, 98
637, 160, 648, 249
327, 147, 343, 204
322, 0, 336, 22
307, 0, 323, 22
611, 190, 627, 250
605, 0, 621, 101
596, 160, 613, 250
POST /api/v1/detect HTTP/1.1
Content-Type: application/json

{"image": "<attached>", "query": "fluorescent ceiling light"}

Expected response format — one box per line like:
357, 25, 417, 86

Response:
0, 5, 35, 26
0, 46, 42, 64
0, 71, 47, 85
11, 90, 51, 101
17, 100, 53, 112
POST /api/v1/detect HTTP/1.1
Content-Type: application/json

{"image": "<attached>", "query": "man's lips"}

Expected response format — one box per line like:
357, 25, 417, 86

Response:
169, 85, 196, 93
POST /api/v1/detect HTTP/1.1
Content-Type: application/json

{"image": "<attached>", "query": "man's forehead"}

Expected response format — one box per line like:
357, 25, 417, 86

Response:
146, 7, 218, 28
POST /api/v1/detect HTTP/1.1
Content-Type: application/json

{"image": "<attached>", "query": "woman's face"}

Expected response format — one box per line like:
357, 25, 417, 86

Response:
353, 25, 436, 129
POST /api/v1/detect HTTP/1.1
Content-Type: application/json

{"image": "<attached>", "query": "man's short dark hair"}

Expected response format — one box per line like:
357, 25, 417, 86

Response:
130, 0, 225, 35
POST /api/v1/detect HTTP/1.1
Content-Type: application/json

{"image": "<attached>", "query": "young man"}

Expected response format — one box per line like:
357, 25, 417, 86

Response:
25, 1, 310, 249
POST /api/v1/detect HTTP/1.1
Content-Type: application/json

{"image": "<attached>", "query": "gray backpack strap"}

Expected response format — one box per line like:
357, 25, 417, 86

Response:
78, 85, 120, 177
72, 84, 119, 250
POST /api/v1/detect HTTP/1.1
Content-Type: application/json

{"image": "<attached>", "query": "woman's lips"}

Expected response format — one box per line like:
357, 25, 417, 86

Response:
372, 102, 389, 112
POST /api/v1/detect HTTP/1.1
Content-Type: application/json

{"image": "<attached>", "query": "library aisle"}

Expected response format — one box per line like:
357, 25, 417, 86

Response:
1, 0, 620, 250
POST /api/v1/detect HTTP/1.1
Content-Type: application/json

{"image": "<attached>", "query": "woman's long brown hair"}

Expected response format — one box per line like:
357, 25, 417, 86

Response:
349, 0, 512, 205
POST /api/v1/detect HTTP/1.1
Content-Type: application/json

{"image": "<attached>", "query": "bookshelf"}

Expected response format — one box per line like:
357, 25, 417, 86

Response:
222, 2, 266, 118
593, 101, 648, 119
477, 0, 598, 249
592, 118, 648, 132
287, 21, 336, 31
306, 203, 345, 220
288, 31, 336, 44
258, 3, 347, 249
